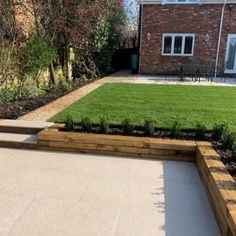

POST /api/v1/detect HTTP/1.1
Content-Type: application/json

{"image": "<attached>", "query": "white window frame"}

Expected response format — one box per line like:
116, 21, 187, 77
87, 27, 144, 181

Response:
224, 34, 236, 74
162, 33, 195, 56
164, 0, 199, 4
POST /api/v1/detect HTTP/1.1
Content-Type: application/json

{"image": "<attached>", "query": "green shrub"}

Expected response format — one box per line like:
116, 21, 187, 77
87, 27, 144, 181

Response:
100, 116, 109, 134
121, 118, 134, 135
64, 115, 75, 131
195, 123, 207, 140
18, 80, 46, 98
144, 119, 155, 136
212, 123, 228, 141
20, 33, 57, 79
41, 85, 51, 93
73, 58, 99, 81
78, 75, 88, 84
81, 117, 92, 133
94, 48, 114, 76
170, 121, 181, 139
0, 89, 17, 104
221, 131, 236, 150
58, 75, 72, 92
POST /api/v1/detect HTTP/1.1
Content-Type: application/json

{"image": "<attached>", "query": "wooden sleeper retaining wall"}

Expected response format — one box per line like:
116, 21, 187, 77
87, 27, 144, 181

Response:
37, 128, 196, 162
196, 142, 236, 236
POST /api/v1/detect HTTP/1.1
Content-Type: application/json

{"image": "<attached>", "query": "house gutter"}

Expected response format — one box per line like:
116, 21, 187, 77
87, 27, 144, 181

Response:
214, 0, 226, 78
138, 1, 144, 74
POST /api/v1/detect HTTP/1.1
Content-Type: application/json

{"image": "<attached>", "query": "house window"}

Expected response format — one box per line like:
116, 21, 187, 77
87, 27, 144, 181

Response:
162, 34, 195, 56
164, 0, 198, 4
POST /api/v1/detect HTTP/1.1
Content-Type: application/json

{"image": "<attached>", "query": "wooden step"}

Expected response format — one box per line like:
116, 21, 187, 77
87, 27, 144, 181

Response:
0, 132, 37, 149
0, 119, 54, 134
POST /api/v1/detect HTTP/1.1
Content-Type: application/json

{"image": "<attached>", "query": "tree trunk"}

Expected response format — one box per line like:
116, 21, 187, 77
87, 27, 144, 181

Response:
63, 46, 73, 81
67, 47, 73, 81
49, 63, 57, 86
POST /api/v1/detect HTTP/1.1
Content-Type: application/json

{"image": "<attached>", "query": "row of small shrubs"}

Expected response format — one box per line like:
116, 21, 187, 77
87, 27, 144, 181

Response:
170, 122, 236, 152
64, 115, 109, 134
64, 115, 236, 162
169, 121, 207, 140
64, 115, 156, 136
65, 115, 233, 141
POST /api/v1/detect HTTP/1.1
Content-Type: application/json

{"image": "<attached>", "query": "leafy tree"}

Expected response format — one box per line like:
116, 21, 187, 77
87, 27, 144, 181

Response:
0, 0, 127, 100
19, 34, 57, 87
0, 0, 20, 88
93, 0, 126, 76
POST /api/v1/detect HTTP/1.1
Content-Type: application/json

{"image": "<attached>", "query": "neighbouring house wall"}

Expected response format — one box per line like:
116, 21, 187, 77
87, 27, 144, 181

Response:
140, 4, 236, 75
15, 1, 34, 37
0, 0, 33, 43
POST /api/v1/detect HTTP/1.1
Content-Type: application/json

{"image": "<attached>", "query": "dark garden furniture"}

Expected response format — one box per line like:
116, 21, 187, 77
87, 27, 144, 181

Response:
180, 63, 215, 82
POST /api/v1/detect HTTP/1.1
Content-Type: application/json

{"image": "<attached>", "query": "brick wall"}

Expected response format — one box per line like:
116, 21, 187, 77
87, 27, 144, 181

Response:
140, 4, 236, 75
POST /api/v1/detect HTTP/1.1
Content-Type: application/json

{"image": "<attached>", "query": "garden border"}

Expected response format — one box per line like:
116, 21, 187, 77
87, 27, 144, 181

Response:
37, 127, 236, 235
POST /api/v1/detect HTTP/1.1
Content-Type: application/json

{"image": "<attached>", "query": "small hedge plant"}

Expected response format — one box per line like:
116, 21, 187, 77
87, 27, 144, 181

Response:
195, 123, 207, 140
170, 121, 181, 139
212, 123, 228, 141
64, 115, 75, 131
122, 118, 134, 135
212, 123, 236, 150
81, 117, 92, 133
100, 117, 109, 134
144, 118, 155, 137
221, 131, 236, 150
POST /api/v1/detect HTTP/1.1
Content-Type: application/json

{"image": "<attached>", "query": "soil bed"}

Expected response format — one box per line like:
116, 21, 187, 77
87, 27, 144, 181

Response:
0, 78, 98, 120
212, 142, 236, 181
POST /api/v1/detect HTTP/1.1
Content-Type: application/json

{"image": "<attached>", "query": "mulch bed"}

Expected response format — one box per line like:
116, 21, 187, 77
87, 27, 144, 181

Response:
0, 79, 98, 120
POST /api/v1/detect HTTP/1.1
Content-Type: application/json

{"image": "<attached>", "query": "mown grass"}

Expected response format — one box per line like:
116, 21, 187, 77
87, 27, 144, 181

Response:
50, 83, 236, 130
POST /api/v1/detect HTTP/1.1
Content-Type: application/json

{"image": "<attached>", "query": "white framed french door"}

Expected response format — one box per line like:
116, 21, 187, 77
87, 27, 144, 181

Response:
225, 34, 236, 74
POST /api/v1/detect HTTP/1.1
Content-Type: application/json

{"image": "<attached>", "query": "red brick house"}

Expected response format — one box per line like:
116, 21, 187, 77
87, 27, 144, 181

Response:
137, 0, 236, 76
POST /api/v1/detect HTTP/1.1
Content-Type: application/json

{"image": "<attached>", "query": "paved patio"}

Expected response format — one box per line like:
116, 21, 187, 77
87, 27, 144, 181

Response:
106, 70, 236, 87
18, 70, 236, 122
0, 148, 220, 236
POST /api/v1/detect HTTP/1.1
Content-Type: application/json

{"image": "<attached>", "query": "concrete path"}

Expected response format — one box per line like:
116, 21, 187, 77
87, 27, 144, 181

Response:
0, 148, 220, 236
0, 132, 36, 143
18, 70, 236, 122
0, 119, 54, 129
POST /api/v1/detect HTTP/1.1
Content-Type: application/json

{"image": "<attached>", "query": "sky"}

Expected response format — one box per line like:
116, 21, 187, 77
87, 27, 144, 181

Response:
124, 0, 139, 29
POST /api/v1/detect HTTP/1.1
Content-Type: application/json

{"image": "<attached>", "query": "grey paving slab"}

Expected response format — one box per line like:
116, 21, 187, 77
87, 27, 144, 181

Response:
0, 148, 220, 236
0, 119, 54, 129
0, 133, 37, 143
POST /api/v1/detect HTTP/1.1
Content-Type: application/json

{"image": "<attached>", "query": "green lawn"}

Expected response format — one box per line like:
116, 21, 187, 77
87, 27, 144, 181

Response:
50, 83, 236, 129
